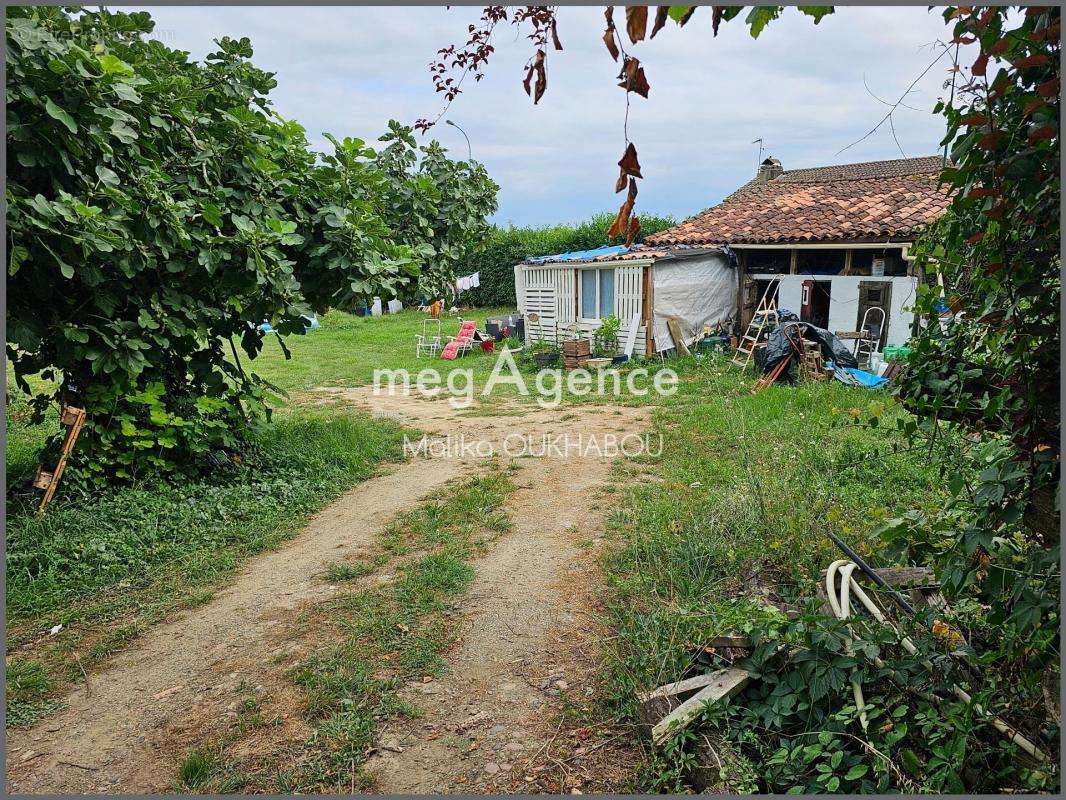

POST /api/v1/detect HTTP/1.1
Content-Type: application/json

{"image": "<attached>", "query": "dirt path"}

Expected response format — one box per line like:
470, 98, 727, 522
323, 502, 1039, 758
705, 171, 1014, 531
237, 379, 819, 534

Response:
367, 427, 630, 792
6, 389, 651, 794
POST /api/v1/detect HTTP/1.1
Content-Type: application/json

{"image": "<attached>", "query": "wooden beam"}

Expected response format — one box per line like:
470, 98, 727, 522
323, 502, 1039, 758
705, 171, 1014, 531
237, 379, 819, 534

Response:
637, 672, 722, 706
789, 249, 798, 274
643, 265, 654, 355
843, 249, 853, 276
667, 317, 690, 356
651, 668, 752, 746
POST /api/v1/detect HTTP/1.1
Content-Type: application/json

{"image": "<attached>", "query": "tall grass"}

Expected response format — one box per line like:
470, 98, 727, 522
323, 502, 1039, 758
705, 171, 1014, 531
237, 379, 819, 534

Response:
599, 357, 946, 785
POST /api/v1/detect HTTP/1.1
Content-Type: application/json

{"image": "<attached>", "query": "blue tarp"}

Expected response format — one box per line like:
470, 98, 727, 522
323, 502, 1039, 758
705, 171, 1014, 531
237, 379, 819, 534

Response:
526, 245, 630, 264
829, 363, 888, 388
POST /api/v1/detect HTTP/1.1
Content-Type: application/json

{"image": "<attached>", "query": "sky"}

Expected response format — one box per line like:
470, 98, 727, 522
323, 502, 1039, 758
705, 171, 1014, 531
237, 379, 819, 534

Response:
141, 6, 964, 228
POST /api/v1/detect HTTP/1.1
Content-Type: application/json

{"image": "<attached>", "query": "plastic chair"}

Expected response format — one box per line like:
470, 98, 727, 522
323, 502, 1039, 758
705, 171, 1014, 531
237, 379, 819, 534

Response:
416, 318, 442, 358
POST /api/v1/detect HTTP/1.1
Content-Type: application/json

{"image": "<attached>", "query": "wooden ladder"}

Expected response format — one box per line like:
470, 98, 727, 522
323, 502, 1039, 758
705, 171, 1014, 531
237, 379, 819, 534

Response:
731, 283, 779, 369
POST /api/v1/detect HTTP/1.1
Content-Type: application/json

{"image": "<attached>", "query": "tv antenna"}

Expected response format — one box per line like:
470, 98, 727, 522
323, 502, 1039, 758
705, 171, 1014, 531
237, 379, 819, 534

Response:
752, 137, 765, 171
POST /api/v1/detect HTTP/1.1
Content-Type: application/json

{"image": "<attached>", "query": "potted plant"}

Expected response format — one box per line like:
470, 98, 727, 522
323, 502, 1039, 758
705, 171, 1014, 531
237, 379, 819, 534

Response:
531, 339, 560, 367
592, 315, 621, 359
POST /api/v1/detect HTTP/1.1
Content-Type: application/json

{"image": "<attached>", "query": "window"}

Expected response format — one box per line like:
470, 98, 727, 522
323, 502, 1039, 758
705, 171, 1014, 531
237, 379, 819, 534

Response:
744, 249, 791, 274
579, 268, 616, 319
796, 249, 846, 275
580, 269, 597, 318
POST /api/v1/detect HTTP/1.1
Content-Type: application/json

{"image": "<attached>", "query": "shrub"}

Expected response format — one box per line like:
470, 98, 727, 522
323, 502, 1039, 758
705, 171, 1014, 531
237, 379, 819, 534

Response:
458, 211, 675, 307
6, 8, 497, 483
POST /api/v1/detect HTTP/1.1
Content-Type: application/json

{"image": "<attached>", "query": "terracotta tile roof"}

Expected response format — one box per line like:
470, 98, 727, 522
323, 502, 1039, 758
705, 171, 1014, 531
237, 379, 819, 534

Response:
647, 156, 952, 246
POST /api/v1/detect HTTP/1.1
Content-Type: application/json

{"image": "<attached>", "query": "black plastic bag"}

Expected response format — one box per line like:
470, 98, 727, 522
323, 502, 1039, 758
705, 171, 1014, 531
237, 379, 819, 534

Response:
762, 320, 858, 377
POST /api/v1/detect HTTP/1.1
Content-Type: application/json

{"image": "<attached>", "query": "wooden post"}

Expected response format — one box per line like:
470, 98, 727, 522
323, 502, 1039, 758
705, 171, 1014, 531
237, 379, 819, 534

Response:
843, 249, 853, 276
643, 265, 654, 355
736, 251, 747, 336
789, 248, 798, 274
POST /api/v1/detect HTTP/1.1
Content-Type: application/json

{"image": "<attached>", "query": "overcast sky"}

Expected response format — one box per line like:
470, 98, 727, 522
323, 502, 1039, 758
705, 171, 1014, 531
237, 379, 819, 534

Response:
142, 5, 964, 227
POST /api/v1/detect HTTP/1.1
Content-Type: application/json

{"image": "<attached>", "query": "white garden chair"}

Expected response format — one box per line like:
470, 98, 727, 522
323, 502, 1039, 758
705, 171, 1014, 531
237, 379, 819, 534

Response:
416, 318, 442, 357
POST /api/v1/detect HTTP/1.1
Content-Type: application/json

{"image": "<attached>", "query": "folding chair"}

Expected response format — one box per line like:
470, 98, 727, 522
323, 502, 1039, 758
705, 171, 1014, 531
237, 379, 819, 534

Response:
416, 318, 442, 357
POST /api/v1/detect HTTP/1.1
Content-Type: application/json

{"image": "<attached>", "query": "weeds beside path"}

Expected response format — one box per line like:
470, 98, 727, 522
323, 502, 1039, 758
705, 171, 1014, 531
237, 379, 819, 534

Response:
5, 409, 406, 732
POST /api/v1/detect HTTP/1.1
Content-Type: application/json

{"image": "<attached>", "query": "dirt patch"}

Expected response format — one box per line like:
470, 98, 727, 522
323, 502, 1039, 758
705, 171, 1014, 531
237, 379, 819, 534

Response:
6, 390, 651, 794
355, 392, 650, 793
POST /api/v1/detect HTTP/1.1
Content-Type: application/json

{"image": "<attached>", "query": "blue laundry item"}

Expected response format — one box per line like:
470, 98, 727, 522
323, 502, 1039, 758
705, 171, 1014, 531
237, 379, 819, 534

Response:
257, 315, 319, 334
526, 245, 630, 263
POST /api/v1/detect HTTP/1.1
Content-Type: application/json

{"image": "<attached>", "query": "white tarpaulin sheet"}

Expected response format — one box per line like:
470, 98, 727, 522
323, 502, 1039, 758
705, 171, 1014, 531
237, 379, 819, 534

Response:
652, 253, 738, 352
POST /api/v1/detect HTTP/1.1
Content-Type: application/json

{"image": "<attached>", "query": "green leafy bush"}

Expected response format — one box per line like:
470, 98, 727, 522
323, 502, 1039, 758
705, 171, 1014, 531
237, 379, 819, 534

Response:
458, 211, 676, 307
5, 8, 497, 482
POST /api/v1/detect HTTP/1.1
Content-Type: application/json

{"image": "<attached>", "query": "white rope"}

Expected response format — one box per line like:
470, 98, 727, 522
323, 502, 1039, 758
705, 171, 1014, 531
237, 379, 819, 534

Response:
824, 558, 1047, 762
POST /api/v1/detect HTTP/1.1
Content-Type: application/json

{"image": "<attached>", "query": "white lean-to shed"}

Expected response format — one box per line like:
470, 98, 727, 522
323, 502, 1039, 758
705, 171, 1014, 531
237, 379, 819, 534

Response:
514, 246, 739, 355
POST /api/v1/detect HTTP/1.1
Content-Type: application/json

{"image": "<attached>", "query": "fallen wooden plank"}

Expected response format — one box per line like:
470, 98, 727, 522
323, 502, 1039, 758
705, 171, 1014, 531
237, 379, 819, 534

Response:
666, 317, 691, 357
637, 671, 720, 706
651, 667, 751, 747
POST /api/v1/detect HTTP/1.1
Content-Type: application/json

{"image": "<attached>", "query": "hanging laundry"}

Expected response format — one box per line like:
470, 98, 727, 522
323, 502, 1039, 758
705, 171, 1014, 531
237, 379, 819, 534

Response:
454, 272, 480, 295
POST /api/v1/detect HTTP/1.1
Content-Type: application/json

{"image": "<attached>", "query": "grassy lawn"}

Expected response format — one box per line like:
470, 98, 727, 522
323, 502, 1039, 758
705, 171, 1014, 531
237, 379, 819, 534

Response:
250, 307, 515, 394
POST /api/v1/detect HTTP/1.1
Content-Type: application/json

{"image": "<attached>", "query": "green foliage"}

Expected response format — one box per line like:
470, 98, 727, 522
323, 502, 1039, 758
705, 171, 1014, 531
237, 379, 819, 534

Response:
374, 121, 499, 298
5, 7, 497, 482
458, 211, 676, 307
884, 5, 1060, 788
593, 314, 622, 357
179, 751, 218, 790
6, 410, 404, 620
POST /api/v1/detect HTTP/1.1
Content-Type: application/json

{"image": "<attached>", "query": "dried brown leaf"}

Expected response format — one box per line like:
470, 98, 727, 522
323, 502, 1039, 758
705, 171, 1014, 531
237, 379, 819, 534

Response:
618, 142, 643, 179
550, 17, 563, 51
650, 7, 669, 39
607, 178, 638, 241
603, 6, 620, 61
533, 49, 547, 104
712, 6, 725, 36
617, 56, 650, 98
626, 6, 649, 43
603, 27, 619, 61
625, 214, 641, 248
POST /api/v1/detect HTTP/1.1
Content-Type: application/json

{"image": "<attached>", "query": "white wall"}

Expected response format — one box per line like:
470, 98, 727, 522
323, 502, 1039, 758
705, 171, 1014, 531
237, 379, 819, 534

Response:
751, 274, 918, 347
